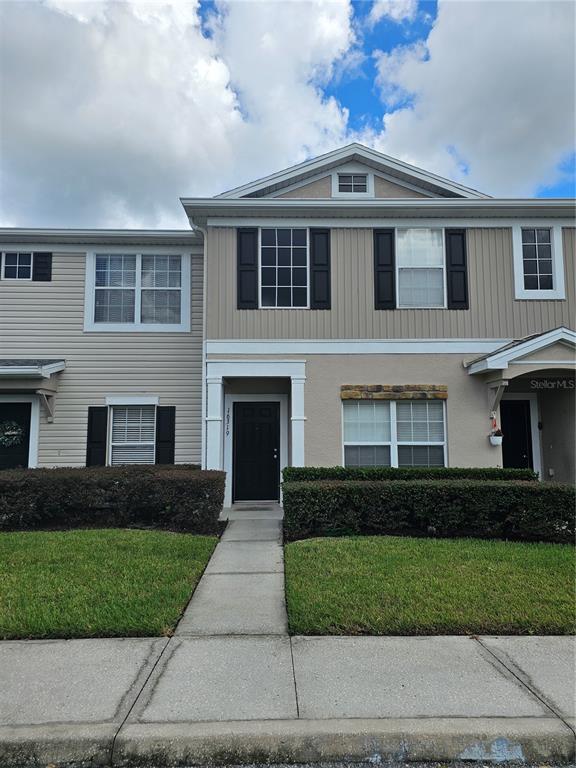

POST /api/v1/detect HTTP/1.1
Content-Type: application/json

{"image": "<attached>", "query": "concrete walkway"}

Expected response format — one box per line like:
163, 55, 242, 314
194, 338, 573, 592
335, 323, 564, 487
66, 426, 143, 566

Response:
0, 506, 574, 766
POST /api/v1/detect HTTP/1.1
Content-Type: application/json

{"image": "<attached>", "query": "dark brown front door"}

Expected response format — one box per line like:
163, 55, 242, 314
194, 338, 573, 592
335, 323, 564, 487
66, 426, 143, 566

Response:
500, 399, 533, 469
233, 402, 280, 501
0, 403, 31, 470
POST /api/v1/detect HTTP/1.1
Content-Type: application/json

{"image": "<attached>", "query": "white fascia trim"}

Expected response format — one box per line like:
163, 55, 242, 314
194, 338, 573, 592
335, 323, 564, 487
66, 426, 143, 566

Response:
0, 394, 40, 467
206, 339, 510, 356
207, 359, 306, 380
83, 251, 191, 333
105, 395, 160, 406
512, 224, 566, 300
213, 143, 490, 200
467, 327, 576, 374
0, 362, 66, 378
206, 216, 576, 229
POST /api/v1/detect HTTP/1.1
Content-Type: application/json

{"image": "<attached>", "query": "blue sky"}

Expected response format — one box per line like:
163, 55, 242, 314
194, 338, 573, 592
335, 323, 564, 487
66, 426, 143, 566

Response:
0, 0, 574, 227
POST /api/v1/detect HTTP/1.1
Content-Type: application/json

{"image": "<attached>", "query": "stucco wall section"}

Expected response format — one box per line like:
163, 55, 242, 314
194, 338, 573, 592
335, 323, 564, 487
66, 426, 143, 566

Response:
206, 226, 575, 340
276, 176, 332, 198
374, 175, 428, 198
0, 250, 204, 466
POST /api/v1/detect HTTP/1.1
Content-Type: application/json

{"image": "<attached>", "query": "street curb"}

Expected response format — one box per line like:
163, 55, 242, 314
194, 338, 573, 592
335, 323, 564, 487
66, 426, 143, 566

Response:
0, 722, 115, 767
112, 717, 576, 766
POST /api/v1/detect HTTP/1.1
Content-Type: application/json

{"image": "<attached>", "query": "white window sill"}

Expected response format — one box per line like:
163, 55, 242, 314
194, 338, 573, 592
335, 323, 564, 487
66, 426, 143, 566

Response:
84, 322, 190, 332
514, 289, 566, 301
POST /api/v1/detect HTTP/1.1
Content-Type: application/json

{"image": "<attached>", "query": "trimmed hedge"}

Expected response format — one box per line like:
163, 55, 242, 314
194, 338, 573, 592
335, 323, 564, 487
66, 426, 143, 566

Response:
283, 466, 538, 482
282, 479, 575, 544
0, 465, 224, 534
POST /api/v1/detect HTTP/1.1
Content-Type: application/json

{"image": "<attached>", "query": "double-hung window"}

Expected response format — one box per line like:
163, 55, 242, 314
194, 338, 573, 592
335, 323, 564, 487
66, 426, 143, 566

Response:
2, 252, 32, 280
512, 225, 565, 300
396, 228, 445, 308
343, 400, 446, 467
109, 405, 156, 465
260, 228, 308, 308
86, 252, 189, 331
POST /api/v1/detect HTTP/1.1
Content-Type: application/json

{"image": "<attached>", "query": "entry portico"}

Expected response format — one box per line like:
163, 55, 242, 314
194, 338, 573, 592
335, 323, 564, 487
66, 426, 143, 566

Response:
205, 359, 305, 506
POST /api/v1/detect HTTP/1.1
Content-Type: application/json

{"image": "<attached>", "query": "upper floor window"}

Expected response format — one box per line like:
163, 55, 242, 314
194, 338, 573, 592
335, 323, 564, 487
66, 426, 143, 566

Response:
338, 174, 367, 193
260, 228, 308, 308
84, 252, 190, 332
512, 225, 565, 300
397, 228, 445, 308
343, 399, 446, 468
2, 252, 32, 280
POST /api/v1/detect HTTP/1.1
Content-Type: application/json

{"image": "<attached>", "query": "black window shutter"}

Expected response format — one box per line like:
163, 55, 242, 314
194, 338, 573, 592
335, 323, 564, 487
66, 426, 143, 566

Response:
155, 406, 176, 464
237, 228, 258, 309
445, 229, 469, 310
373, 229, 395, 309
309, 228, 331, 310
86, 407, 108, 466
32, 252, 52, 281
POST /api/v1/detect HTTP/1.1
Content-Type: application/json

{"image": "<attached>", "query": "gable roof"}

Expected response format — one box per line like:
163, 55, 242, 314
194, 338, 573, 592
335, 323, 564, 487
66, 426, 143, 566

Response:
216, 143, 492, 200
465, 327, 576, 374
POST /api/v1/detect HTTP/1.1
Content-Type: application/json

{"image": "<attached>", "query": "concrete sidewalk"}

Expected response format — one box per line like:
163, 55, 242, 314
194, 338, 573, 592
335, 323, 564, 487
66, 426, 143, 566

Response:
1, 507, 574, 766
1, 634, 574, 766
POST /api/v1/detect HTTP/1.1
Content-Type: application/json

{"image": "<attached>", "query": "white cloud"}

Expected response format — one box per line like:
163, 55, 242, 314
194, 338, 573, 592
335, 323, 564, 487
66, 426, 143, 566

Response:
0, 0, 574, 228
369, 0, 418, 26
0, 0, 353, 227
373, 0, 576, 195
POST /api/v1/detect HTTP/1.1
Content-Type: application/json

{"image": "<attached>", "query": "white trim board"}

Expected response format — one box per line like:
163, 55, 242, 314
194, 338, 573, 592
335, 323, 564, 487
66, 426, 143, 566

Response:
0, 394, 40, 468
206, 339, 510, 356
105, 395, 159, 406
223, 393, 289, 507
206, 216, 576, 229
500, 393, 542, 479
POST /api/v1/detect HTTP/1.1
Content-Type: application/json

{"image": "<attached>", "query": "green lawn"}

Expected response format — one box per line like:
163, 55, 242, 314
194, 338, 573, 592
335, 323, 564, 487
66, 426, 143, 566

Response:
285, 536, 575, 636
0, 529, 217, 639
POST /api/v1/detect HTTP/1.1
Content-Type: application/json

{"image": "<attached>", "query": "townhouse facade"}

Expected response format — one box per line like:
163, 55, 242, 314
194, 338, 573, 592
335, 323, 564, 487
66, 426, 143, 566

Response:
1, 144, 575, 504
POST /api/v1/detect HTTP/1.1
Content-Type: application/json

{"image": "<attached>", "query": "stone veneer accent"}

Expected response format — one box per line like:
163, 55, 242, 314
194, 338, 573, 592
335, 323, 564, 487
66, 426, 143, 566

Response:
341, 384, 448, 400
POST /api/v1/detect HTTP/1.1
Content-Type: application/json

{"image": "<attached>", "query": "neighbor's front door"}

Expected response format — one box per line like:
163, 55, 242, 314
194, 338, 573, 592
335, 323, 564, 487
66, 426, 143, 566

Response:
233, 402, 280, 501
0, 403, 32, 470
500, 399, 533, 469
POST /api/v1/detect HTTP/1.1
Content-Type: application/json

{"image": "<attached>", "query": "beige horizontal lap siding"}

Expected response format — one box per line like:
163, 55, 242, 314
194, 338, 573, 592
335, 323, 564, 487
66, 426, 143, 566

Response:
276, 176, 332, 198
206, 226, 575, 340
0, 251, 203, 467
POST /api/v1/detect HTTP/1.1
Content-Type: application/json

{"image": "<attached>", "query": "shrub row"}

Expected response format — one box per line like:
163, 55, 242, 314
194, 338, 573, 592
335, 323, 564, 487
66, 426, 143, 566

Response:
0, 465, 225, 534
282, 479, 574, 544
283, 466, 538, 482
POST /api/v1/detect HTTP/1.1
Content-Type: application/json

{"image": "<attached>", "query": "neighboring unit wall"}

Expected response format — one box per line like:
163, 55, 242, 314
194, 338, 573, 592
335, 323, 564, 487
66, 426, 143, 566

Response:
0, 251, 203, 466
206, 227, 575, 340
276, 177, 332, 198
539, 385, 576, 483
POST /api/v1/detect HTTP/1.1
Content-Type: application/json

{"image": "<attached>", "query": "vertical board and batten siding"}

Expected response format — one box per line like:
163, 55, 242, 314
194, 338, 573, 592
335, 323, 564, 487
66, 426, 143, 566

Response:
206, 226, 575, 340
0, 251, 204, 467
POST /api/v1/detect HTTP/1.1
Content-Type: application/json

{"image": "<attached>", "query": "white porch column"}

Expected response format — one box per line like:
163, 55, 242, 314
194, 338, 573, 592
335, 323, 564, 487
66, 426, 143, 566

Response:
206, 376, 223, 470
290, 375, 306, 466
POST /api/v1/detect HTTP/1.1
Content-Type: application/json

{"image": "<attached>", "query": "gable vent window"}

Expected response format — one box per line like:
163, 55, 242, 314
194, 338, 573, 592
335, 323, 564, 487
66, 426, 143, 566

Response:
397, 228, 445, 308
2, 252, 32, 280
260, 228, 308, 308
110, 405, 156, 465
338, 174, 367, 193
521, 228, 553, 291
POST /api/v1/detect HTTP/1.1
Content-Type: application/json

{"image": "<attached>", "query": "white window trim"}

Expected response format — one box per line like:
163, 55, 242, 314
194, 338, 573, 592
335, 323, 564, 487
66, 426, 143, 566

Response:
258, 227, 310, 310
342, 400, 447, 468
331, 163, 375, 199
1, 251, 33, 281
395, 227, 447, 310
107, 403, 157, 466
84, 249, 191, 332
512, 224, 565, 300
105, 395, 159, 406
0, 394, 40, 468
